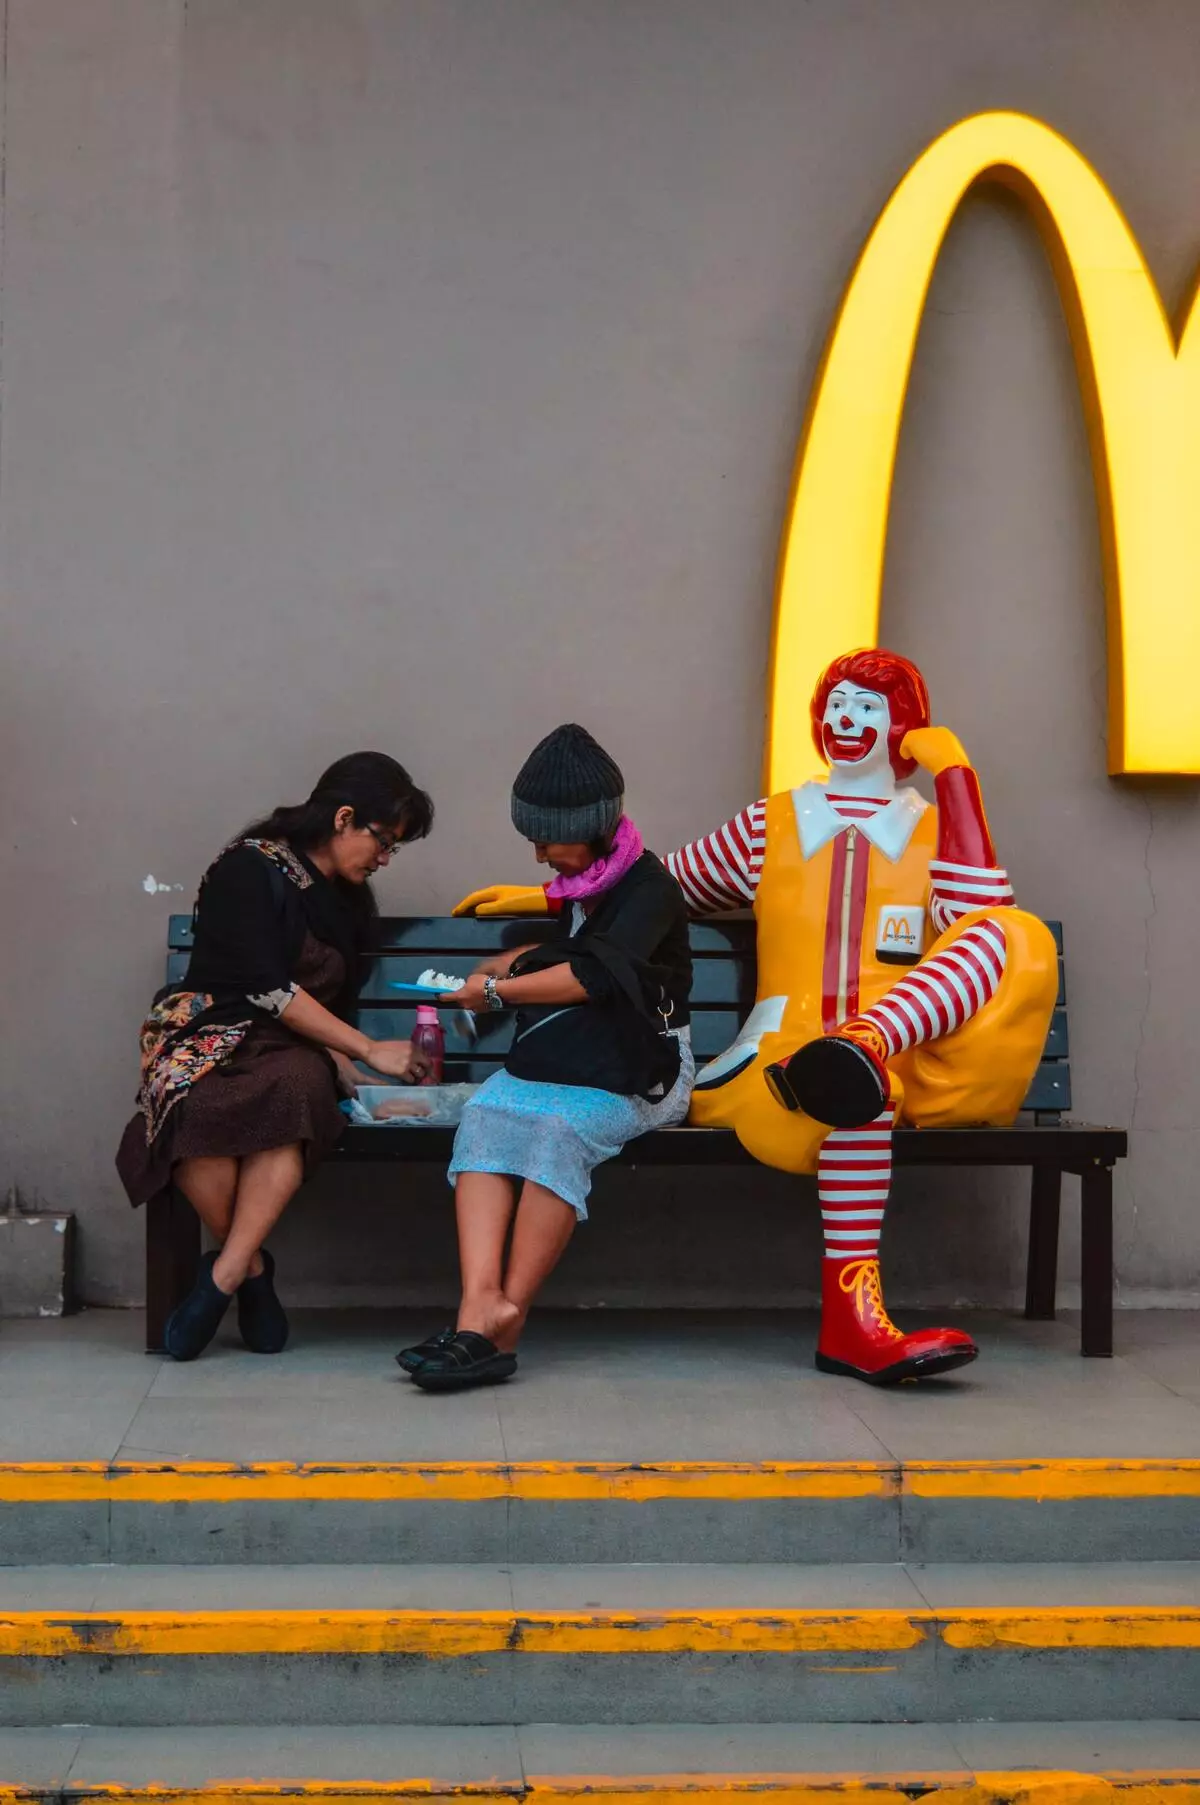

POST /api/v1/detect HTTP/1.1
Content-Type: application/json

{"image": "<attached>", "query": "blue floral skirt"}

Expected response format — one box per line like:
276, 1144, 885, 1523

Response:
447, 1033, 694, 1220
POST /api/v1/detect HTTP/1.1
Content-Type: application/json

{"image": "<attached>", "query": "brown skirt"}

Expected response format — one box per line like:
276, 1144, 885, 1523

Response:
116, 1018, 346, 1210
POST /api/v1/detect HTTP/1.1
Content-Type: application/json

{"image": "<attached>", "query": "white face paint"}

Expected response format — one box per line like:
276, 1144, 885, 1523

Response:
820, 685, 896, 796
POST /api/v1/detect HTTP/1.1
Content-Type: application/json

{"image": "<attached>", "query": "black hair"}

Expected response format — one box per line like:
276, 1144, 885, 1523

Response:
243, 751, 434, 852
239, 753, 433, 967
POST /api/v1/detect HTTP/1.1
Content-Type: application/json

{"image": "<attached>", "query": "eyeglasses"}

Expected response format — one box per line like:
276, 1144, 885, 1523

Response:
363, 824, 402, 858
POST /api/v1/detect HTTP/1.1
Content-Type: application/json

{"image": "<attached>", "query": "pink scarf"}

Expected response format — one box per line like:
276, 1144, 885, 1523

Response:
545, 815, 644, 904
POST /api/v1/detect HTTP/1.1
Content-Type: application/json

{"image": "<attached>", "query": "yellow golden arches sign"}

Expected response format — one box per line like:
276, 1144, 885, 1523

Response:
764, 109, 1200, 789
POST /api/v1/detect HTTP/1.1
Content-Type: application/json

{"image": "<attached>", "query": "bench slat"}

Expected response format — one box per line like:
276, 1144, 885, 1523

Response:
1022, 1061, 1071, 1113
163, 917, 1070, 1115
167, 912, 1061, 957
356, 1051, 1068, 1113
333, 1118, 1123, 1166
357, 954, 753, 1007
167, 912, 760, 956
352, 1006, 747, 1062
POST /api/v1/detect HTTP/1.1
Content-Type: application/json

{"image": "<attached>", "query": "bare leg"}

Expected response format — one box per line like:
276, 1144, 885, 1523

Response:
211, 1144, 304, 1294
499, 1180, 577, 1350
174, 1157, 263, 1280
454, 1171, 522, 1345
174, 1156, 238, 1240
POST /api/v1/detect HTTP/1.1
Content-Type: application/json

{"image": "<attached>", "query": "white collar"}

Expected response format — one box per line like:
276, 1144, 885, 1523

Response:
791, 781, 928, 864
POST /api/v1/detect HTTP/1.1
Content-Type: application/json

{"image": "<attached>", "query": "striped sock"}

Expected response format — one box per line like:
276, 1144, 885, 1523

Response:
860, 917, 1008, 1057
819, 1105, 894, 1261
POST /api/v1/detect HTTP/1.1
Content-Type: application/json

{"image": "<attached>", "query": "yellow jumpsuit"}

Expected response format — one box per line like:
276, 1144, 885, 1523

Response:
688, 789, 1059, 1174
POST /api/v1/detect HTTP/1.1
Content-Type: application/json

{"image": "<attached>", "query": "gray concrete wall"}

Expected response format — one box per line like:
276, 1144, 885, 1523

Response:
1, 0, 1197, 1309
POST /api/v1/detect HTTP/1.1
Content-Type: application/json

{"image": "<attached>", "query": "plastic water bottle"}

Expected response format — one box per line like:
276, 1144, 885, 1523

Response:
412, 1004, 445, 1087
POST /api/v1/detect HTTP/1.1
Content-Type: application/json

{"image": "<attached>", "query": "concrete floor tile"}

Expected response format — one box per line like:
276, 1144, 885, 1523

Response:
1109, 1311, 1200, 1351
517, 1721, 966, 1775
0, 1310, 141, 1351
68, 1725, 524, 1784
0, 1727, 85, 1787
118, 1391, 508, 1461
909, 1559, 1200, 1607
947, 1719, 1200, 1768
841, 1382, 1200, 1460
85, 1562, 515, 1610
1118, 1344, 1200, 1389
4, 1304, 1200, 1467
0, 1396, 146, 1460
0, 1566, 105, 1608
495, 1378, 889, 1461
508, 1561, 926, 1609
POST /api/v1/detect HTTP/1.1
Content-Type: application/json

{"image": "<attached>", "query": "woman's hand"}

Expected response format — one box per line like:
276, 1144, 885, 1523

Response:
471, 945, 539, 980
330, 1051, 362, 1097
442, 973, 491, 1012
363, 1038, 430, 1083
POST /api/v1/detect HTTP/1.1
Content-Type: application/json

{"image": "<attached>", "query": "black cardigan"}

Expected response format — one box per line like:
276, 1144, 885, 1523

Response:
176, 842, 370, 1026
505, 852, 693, 1098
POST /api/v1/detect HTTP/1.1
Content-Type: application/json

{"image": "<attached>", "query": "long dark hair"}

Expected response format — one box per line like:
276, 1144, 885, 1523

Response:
241, 753, 433, 959
243, 752, 434, 852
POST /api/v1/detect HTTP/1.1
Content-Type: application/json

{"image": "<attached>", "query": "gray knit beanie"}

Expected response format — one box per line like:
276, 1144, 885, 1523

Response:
511, 724, 625, 844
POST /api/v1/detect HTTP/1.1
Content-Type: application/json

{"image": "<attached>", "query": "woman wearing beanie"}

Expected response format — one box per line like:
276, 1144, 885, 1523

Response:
399, 725, 694, 1392
116, 753, 434, 1362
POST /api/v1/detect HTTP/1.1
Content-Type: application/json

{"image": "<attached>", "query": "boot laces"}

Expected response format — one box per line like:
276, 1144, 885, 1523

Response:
839, 1018, 892, 1067
839, 1258, 904, 1340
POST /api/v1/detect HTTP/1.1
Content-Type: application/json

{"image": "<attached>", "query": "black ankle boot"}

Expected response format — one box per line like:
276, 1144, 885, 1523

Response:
164, 1252, 232, 1362
237, 1248, 290, 1354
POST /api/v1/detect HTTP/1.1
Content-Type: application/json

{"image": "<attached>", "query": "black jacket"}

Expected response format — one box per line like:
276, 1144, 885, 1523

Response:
504, 852, 692, 1098
177, 841, 370, 1025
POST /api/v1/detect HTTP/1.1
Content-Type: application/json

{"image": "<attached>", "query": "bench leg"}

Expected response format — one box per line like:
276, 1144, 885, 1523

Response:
1080, 1160, 1114, 1358
1024, 1164, 1062, 1320
145, 1187, 200, 1354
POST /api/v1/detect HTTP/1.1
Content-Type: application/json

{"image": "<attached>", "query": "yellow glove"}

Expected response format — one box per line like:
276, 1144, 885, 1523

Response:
899, 726, 971, 777
452, 883, 550, 919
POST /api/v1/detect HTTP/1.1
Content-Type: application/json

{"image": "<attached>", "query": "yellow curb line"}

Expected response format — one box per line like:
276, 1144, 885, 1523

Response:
0, 1462, 891, 1504
4, 1775, 1200, 1805
1, 1458, 1198, 1505
4, 1606, 1200, 1658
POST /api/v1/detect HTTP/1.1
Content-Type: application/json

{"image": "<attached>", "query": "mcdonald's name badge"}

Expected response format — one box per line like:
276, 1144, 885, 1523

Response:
876, 905, 924, 965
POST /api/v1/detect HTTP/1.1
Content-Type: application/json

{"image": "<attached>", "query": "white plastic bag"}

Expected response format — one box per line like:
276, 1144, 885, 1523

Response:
347, 1084, 479, 1127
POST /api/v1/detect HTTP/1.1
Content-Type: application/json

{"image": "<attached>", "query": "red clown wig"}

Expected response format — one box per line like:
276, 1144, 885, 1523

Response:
810, 648, 931, 780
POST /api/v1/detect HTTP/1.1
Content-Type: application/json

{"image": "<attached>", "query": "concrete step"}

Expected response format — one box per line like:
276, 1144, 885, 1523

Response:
2, 1561, 1199, 1725
4, 1457, 1198, 1564
3, 1721, 1200, 1800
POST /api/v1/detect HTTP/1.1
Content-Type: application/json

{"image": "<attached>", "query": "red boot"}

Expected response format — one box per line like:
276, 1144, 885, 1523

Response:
815, 1256, 978, 1384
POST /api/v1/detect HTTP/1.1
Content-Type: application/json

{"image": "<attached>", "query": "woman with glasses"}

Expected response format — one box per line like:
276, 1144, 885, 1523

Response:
116, 752, 433, 1362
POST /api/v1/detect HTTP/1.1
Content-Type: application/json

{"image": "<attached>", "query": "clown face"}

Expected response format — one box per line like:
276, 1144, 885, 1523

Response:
821, 683, 896, 794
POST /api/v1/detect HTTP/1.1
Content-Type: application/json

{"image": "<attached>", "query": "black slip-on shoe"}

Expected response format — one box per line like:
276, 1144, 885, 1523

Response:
236, 1248, 290, 1355
410, 1330, 518, 1392
164, 1252, 233, 1362
395, 1328, 456, 1375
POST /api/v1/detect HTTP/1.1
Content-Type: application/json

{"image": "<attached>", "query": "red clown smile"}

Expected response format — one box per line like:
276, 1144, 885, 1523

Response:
823, 724, 879, 764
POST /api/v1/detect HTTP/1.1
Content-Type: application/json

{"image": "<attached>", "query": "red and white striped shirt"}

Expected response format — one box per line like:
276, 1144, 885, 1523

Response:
665, 795, 1014, 931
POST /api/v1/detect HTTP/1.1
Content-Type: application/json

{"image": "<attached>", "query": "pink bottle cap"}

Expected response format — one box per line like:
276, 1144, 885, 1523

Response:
415, 1004, 440, 1025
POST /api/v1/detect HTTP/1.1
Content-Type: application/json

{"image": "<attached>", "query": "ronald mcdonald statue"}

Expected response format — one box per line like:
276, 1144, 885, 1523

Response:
456, 648, 1059, 1386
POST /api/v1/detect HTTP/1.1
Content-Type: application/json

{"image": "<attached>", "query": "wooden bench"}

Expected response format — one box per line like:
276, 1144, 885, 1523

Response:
148, 914, 1128, 1357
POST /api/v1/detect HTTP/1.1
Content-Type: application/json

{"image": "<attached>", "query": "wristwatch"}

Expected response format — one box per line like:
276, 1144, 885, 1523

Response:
482, 974, 506, 1013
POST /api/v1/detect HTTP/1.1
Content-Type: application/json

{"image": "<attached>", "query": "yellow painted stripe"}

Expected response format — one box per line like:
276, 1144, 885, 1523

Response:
0, 1608, 926, 1658
0, 1462, 893, 1504
4, 1605, 1200, 1658
943, 1607, 1200, 1649
3, 1775, 1200, 1805
904, 1458, 1200, 1500
3, 1457, 1200, 1505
